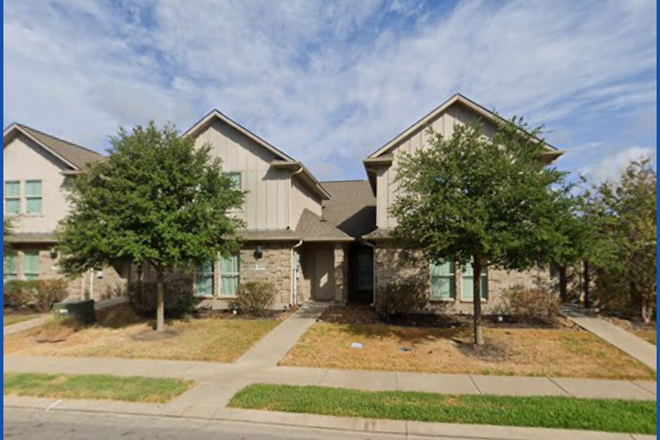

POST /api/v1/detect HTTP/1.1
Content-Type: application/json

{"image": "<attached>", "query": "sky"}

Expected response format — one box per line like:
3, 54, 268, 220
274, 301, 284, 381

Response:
3, 0, 657, 183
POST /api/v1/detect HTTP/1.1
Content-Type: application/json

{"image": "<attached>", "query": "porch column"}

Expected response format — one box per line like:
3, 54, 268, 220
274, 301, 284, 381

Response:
334, 243, 348, 304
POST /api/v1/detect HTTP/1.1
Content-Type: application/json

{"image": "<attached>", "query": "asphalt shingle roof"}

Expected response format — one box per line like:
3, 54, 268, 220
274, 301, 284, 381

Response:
295, 209, 353, 242
320, 180, 376, 239
17, 124, 104, 170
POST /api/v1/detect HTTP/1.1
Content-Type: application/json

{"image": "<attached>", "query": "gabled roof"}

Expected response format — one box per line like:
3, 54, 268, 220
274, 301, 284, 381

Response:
321, 180, 376, 239
3, 123, 104, 170
184, 109, 331, 200
296, 209, 353, 242
366, 93, 562, 159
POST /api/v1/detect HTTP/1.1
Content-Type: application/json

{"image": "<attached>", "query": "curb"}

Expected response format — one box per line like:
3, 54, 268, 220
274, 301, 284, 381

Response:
4, 398, 653, 440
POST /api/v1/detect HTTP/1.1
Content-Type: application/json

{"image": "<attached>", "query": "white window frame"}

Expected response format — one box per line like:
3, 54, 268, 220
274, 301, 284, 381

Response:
430, 260, 456, 301
219, 253, 240, 297
460, 261, 488, 303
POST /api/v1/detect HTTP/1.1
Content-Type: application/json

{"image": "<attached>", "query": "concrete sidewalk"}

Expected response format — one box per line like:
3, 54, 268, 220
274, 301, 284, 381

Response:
5, 354, 656, 401
562, 305, 657, 370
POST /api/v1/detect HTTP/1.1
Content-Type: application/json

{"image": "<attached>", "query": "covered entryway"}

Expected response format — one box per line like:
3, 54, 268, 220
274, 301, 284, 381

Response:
295, 242, 348, 303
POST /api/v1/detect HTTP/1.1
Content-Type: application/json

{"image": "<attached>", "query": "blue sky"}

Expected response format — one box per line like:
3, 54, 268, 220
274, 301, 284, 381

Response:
3, 0, 657, 183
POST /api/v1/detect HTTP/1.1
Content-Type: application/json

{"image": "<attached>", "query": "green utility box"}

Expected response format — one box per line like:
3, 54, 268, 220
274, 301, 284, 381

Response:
53, 299, 96, 325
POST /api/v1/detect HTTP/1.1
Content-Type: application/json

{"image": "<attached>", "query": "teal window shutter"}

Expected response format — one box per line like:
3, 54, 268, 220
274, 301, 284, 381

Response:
5, 181, 20, 214
195, 262, 215, 297
431, 261, 455, 300
4, 253, 18, 283
461, 261, 488, 301
23, 252, 40, 281
25, 180, 42, 214
220, 254, 239, 296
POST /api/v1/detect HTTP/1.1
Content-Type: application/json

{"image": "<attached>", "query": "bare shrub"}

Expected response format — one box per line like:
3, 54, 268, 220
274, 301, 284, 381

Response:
33, 279, 69, 312
496, 285, 560, 324
231, 282, 276, 317
4, 279, 69, 312
376, 282, 428, 322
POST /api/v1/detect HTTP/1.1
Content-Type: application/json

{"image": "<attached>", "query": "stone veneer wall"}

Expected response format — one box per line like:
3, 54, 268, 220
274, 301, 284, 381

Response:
374, 242, 555, 314
238, 243, 292, 307
333, 243, 348, 304
8, 244, 127, 302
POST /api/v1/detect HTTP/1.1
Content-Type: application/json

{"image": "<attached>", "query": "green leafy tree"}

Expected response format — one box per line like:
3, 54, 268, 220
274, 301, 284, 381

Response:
57, 122, 245, 331
578, 159, 656, 322
391, 119, 577, 345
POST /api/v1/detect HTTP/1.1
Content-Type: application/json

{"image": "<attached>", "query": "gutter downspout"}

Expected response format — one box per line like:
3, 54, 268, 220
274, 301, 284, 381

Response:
364, 241, 377, 307
291, 239, 304, 306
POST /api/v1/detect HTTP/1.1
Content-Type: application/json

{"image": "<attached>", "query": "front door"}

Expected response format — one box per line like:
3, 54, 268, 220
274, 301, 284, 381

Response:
312, 248, 335, 301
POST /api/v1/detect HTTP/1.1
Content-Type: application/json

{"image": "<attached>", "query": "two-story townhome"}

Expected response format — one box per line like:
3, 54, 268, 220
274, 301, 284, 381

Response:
3, 124, 126, 300
360, 94, 563, 312
3, 93, 562, 311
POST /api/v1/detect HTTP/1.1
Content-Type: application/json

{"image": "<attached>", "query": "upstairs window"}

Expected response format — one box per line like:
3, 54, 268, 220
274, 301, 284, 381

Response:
25, 180, 42, 214
228, 172, 242, 190
5, 181, 20, 214
430, 261, 456, 300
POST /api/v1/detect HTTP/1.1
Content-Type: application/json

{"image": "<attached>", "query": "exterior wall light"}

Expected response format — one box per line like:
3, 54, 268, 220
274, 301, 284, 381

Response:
254, 246, 263, 260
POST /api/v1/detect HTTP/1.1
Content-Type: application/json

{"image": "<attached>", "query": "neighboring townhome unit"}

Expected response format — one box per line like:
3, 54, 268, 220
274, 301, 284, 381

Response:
361, 94, 563, 313
3, 124, 127, 300
183, 110, 353, 308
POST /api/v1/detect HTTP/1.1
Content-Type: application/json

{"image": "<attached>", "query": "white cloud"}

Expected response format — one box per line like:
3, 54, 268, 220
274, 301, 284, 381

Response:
3, 0, 657, 180
579, 146, 656, 183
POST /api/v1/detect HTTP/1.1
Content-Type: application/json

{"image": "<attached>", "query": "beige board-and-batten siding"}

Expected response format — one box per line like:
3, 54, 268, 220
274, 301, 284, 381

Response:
375, 102, 499, 230
374, 243, 554, 314
193, 119, 293, 230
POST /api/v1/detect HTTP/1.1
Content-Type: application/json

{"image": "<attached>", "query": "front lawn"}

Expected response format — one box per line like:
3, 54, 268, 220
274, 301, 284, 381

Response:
281, 322, 655, 380
4, 372, 194, 403
634, 330, 657, 345
4, 317, 278, 363
229, 384, 656, 435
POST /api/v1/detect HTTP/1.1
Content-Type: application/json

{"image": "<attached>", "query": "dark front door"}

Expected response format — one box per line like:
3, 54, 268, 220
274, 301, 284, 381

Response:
353, 246, 373, 302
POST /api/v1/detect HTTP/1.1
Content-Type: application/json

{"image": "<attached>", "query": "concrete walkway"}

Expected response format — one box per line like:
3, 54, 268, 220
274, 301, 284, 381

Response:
4, 315, 51, 336
562, 305, 657, 371
234, 302, 329, 368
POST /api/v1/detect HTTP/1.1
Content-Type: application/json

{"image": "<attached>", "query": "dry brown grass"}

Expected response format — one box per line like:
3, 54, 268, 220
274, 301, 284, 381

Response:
4, 318, 278, 363
633, 330, 657, 346
281, 322, 655, 380
4, 313, 45, 327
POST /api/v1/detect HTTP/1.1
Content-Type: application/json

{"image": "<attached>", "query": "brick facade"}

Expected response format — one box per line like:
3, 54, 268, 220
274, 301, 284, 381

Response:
374, 242, 555, 314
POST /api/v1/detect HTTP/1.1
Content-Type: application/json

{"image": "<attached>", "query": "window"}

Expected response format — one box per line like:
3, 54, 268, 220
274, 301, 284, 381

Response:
220, 254, 240, 296
431, 261, 456, 300
25, 180, 42, 214
23, 252, 40, 281
5, 181, 20, 214
194, 262, 215, 297
461, 261, 488, 301
228, 172, 242, 190
4, 253, 17, 283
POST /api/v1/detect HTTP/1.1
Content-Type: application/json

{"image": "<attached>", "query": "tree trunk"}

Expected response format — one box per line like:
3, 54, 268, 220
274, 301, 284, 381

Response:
473, 256, 484, 346
559, 265, 568, 303
156, 265, 165, 332
583, 260, 591, 309
641, 301, 652, 325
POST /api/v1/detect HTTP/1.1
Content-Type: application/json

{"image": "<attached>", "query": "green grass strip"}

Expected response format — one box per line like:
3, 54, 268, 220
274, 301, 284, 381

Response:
229, 384, 657, 435
4, 372, 195, 404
